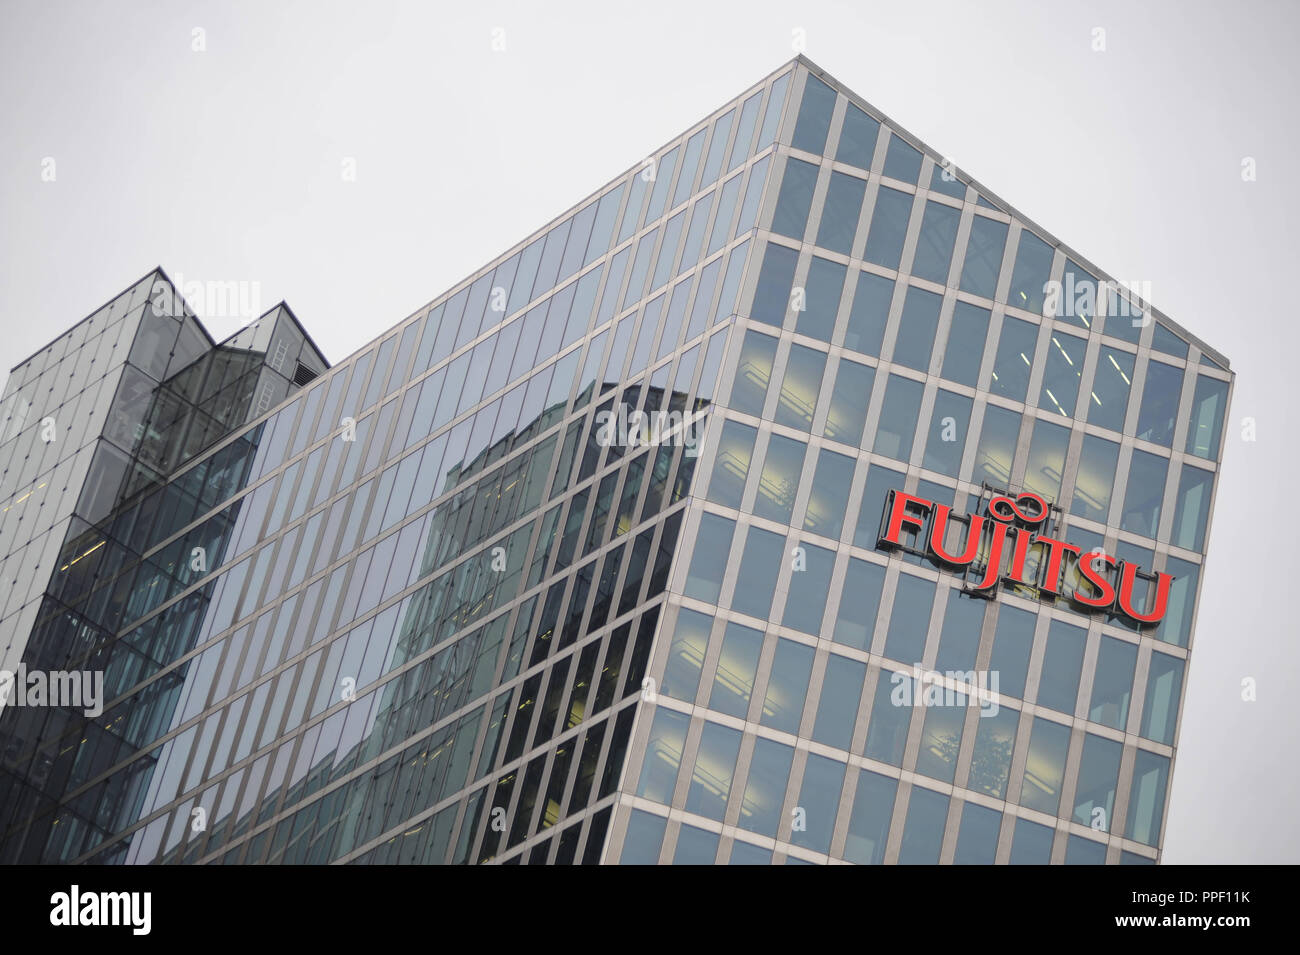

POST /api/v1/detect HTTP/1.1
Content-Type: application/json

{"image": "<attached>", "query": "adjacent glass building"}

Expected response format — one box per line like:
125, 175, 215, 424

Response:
0, 56, 1231, 865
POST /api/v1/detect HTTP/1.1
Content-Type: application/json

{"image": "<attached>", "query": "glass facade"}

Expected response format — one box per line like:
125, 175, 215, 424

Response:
0, 57, 1230, 866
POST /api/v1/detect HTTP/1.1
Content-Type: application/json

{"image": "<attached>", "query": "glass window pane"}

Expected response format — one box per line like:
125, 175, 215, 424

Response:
922, 389, 973, 478
772, 158, 819, 240
874, 374, 924, 462
1039, 331, 1086, 418
685, 721, 742, 821
893, 286, 943, 373
912, 201, 961, 284
941, 301, 990, 387
1120, 450, 1168, 538
684, 513, 735, 603
1090, 346, 1135, 433
1141, 652, 1184, 745
709, 621, 764, 719
760, 638, 814, 734
1152, 322, 1188, 359
989, 605, 1034, 699
1171, 463, 1213, 552
843, 770, 897, 864
738, 737, 794, 837
1089, 635, 1137, 730
823, 358, 875, 447
1023, 418, 1070, 503
803, 449, 855, 540
783, 541, 835, 635
1056, 259, 1097, 329
1074, 733, 1123, 833
791, 754, 845, 853
916, 702, 964, 783
864, 670, 912, 766
816, 172, 866, 255
1008, 229, 1054, 315
1135, 359, 1184, 447
731, 330, 777, 417
731, 526, 786, 618
882, 135, 921, 183
954, 802, 1002, 864
989, 316, 1038, 402
753, 434, 806, 523
1070, 434, 1119, 523
969, 705, 1019, 798
1157, 556, 1198, 648
662, 608, 712, 703
672, 824, 720, 865
775, 344, 827, 430
972, 404, 1021, 488
706, 420, 757, 509
751, 242, 798, 327
791, 75, 836, 154
836, 104, 880, 171
898, 786, 948, 863
620, 809, 667, 863
1019, 716, 1070, 814
833, 558, 886, 650
863, 186, 913, 270
1066, 834, 1107, 864
959, 216, 1008, 300
636, 708, 690, 802
1186, 374, 1228, 459
812, 653, 866, 750
1038, 619, 1086, 715
884, 573, 935, 664
795, 256, 847, 343
1126, 750, 1170, 846
1010, 817, 1054, 864
844, 270, 893, 357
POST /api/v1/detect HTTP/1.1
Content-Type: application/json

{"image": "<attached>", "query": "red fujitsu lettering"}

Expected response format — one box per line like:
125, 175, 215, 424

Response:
1003, 527, 1036, 585
929, 505, 984, 567
1037, 536, 1081, 596
967, 521, 1009, 592
1116, 562, 1173, 625
1071, 551, 1117, 608
878, 490, 932, 548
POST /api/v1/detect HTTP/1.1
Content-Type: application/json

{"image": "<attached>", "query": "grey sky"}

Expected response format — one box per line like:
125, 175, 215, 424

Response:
2, 0, 1296, 863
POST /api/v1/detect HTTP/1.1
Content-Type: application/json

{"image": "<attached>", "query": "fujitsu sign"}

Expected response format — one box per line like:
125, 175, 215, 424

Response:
877, 489, 1172, 626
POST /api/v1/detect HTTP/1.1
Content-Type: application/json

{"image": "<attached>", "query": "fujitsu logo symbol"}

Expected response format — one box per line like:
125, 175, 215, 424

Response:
877, 488, 1172, 626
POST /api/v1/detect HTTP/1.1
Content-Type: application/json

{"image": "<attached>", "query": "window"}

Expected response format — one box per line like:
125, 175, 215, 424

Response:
844, 270, 893, 357
803, 449, 855, 540
738, 738, 794, 836
898, 786, 948, 863
884, 573, 935, 664
954, 803, 1002, 864
929, 163, 966, 200
795, 256, 846, 343
812, 653, 867, 750
989, 316, 1038, 402
783, 541, 835, 635
843, 770, 897, 864
791, 75, 836, 154
1007, 229, 1054, 315
959, 216, 1008, 300
706, 420, 757, 508
1019, 716, 1070, 814
731, 526, 786, 618
751, 242, 798, 327
1135, 360, 1184, 446
892, 286, 943, 373
836, 104, 880, 171
753, 434, 806, 523
1157, 556, 1198, 648
874, 374, 924, 462
916, 702, 964, 783
636, 708, 690, 803
673, 824, 720, 865
863, 186, 913, 270
1038, 619, 1086, 715
684, 513, 734, 603
620, 810, 667, 863
882, 134, 922, 183
1089, 635, 1137, 730
989, 606, 1035, 699
709, 621, 763, 719
760, 638, 814, 734
941, 301, 990, 387
911, 201, 961, 284
685, 721, 742, 821
1152, 323, 1189, 359
772, 158, 819, 240
1039, 331, 1086, 418
922, 390, 973, 478
816, 173, 866, 255
864, 670, 912, 765
662, 608, 711, 703
1022, 418, 1070, 503
1186, 374, 1228, 459
731, 330, 777, 417
1011, 817, 1054, 864
1090, 346, 1135, 433
1120, 450, 1168, 538
972, 404, 1021, 488
969, 706, 1019, 798
833, 558, 885, 650
1141, 652, 1184, 745
1056, 259, 1097, 329
1073, 733, 1122, 832
1071, 434, 1119, 523
1126, 750, 1170, 846
824, 358, 875, 447
791, 754, 846, 853
1171, 463, 1213, 552
935, 588, 984, 672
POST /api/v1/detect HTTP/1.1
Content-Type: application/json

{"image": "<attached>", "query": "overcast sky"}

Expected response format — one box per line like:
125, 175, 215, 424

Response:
2, 0, 1296, 863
